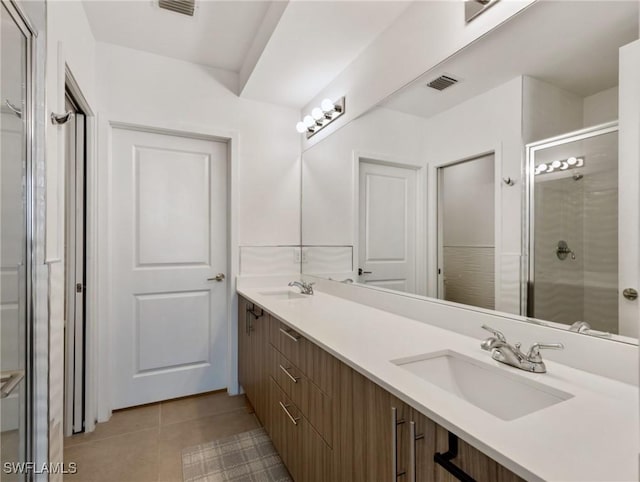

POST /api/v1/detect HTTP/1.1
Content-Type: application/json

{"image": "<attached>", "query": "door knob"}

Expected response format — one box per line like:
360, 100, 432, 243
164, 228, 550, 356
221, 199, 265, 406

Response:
623, 288, 638, 301
208, 273, 225, 282
358, 268, 372, 276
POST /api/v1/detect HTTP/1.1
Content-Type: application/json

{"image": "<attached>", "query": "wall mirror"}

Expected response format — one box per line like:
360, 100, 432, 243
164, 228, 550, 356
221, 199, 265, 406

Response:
300, 0, 639, 343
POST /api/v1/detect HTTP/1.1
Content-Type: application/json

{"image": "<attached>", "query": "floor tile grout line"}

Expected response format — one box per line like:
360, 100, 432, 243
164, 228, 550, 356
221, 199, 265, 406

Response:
64, 425, 161, 449
159, 406, 250, 430
65, 405, 250, 449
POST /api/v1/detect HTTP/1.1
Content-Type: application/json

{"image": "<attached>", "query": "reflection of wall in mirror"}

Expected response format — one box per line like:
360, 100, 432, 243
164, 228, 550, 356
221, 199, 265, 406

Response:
302, 73, 621, 316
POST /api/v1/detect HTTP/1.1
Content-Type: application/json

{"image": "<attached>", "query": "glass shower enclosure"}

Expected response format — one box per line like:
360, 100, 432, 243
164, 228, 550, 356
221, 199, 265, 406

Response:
524, 123, 620, 335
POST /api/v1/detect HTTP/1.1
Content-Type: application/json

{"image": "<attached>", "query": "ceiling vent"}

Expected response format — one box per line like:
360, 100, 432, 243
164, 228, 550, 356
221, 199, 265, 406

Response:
158, 0, 195, 16
426, 74, 460, 91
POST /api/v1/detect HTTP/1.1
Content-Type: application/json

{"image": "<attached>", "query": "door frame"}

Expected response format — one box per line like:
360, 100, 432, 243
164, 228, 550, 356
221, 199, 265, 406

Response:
521, 121, 619, 320
95, 121, 239, 423
428, 144, 502, 306
62, 67, 96, 434
352, 150, 427, 296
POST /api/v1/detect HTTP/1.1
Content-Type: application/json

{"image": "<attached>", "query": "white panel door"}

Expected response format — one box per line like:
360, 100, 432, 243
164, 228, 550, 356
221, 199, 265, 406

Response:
110, 128, 228, 409
358, 162, 417, 293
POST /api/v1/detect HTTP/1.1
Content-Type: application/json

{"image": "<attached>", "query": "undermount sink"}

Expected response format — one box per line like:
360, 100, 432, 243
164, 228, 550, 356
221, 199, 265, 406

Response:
392, 350, 573, 421
258, 290, 309, 301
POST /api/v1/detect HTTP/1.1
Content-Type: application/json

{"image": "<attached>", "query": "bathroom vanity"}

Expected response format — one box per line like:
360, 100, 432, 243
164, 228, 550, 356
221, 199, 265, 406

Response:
236, 284, 638, 482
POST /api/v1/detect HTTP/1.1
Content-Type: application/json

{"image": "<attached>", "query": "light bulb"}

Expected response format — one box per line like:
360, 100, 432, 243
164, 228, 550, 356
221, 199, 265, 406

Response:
538, 163, 547, 172
296, 121, 307, 133
321, 98, 335, 113
547, 167, 555, 173
576, 158, 584, 167
560, 161, 569, 170
567, 156, 577, 166
303, 115, 315, 128
551, 160, 561, 169
311, 107, 323, 120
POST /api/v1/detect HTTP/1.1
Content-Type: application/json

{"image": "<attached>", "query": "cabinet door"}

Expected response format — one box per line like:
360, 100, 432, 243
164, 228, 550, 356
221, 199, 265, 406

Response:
408, 407, 437, 482
434, 425, 525, 482
252, 313, 270, 428
269, 377, 302, 481
237, 297, 249, 392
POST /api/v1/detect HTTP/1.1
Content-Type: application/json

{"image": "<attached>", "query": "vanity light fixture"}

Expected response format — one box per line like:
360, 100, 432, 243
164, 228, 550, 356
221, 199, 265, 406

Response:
295, 97, 345, 138
535, 156, 584, 176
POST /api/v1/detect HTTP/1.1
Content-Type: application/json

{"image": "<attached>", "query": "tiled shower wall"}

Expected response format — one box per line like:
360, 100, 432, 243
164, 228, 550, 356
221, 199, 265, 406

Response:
533, 163, 618, 333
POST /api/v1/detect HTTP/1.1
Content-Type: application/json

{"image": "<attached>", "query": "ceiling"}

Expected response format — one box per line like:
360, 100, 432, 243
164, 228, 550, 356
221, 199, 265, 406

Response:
82, 0, 272, 72
239, 0, 412, 107
82, 0, 412, 107
381, 1, 639, 119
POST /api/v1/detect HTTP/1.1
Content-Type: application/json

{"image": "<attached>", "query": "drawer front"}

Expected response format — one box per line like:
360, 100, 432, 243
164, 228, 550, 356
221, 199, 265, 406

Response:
270, 378, 303, 481
271, 346, 334, 448
271, 347, 307, 414
270, 318, 307, 372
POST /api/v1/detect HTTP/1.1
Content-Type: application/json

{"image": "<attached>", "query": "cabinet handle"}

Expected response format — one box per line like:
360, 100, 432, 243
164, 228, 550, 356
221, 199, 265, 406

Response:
279, 364, 300, 383
279, 401, 300, 426
246, 308, 263, 335
279, 327, 301, 342
408, 421, 425, 482
434, 432, 476, 482
391, 407, 406, 480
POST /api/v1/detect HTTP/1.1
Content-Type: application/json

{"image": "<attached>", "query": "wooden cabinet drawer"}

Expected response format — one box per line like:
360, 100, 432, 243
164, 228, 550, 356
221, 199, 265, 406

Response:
269, 378, 302, 481
269, 377, 332, 482
271, 346, 306, 413
271, 347, 334, 448
270, 318, 307, 372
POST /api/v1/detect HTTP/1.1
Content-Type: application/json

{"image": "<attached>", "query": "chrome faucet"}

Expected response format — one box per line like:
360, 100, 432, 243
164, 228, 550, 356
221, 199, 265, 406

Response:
480, 325, 563, 373
288, 280, 314, 295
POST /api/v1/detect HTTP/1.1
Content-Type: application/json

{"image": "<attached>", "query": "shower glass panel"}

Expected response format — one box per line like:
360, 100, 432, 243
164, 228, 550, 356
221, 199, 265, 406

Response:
1, 3, 29, 479
529, 127, 618, 334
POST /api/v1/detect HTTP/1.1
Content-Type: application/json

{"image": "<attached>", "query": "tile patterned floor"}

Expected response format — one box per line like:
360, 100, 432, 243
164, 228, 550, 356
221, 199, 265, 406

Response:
64, 391, 258, 482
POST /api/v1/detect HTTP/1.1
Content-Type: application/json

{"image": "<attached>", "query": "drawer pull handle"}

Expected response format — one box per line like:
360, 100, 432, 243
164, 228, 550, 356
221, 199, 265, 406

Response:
279, 364, 300, 383
434, 432, 476, 482
408, 421, 425, 482
279, 401, 300, 426
391, 407, 406, 480
279, 327, 301, 342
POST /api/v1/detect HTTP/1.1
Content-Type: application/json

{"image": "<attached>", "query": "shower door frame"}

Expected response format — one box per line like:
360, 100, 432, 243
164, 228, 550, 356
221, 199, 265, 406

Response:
1, 0, 48, 476
2, 0, 34, 474
521, 121, 619, 319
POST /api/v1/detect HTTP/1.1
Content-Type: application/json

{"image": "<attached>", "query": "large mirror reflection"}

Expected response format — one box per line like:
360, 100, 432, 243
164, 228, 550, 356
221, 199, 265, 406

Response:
301, 0, 639, 341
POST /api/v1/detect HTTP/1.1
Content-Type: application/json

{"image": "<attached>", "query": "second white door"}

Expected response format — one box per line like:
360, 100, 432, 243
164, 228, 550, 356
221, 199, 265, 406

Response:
110, 127, 228, 409
358, 161, 417, 293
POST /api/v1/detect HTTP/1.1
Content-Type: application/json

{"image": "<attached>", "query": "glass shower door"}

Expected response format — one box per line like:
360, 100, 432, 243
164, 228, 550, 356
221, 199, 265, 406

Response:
1, 3, 29, 480
529, 126, 619, 334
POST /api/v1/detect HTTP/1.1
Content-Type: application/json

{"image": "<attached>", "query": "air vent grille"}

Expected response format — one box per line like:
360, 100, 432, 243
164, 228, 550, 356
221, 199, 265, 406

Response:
426, 75, 459, 91
159, 0, 195, 16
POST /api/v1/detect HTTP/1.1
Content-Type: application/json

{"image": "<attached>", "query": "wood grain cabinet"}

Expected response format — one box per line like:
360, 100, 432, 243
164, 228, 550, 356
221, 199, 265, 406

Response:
238, 296, 524, 482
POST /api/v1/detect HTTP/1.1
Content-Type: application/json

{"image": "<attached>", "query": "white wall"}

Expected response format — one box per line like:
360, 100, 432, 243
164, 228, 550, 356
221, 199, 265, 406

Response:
302, 106, 426, 246
619, 40, 640, 339
522, 77, 584, 144
584, 86, 619, 127
301, 0, 535, 150
96, 43, 300, 247
303, 77, 524, 312
425, 77, 523, 313
95, 43, 301, 417
45, 1, 98, 476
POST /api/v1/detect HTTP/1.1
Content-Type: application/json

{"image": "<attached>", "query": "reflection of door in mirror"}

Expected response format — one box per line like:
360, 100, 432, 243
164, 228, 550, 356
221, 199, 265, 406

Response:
438, 154, 495, 310
358, 161, 418, 294
528, 125, 634, 337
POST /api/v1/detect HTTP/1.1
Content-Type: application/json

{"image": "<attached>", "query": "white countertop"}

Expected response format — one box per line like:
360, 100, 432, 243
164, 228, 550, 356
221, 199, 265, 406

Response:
237, 283, 639, 482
